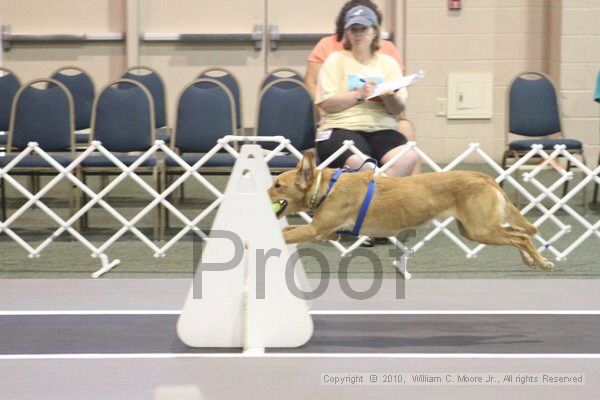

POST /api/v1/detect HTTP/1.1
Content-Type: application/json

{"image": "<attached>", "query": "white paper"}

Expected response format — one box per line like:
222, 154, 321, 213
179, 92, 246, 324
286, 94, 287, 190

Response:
366, 70, 425, 99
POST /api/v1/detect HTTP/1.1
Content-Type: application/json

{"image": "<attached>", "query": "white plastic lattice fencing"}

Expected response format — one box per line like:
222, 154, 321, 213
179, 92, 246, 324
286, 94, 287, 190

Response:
0, 137, 598, 277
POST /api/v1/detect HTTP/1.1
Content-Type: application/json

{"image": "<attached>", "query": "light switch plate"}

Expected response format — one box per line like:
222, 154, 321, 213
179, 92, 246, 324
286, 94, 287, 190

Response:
436, 98, 447, 116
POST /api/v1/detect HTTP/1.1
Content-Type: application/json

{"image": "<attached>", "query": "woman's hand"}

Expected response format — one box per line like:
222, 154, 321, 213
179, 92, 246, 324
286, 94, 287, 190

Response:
318, 79, 378, 113
379, 89, 405, 115
357, 80, 377, 101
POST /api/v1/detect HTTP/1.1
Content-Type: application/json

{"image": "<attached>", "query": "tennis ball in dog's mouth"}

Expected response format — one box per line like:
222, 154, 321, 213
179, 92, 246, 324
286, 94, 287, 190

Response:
272, 200, 287, 215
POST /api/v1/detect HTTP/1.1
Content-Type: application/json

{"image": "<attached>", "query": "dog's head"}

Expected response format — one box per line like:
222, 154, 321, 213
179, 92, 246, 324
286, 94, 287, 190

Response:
268, 152, 317, 219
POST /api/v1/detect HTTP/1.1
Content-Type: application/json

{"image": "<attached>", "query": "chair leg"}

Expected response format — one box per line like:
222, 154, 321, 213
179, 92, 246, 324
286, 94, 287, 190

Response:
28, 175, 36, 209
514, 172, 522, 209
69, 173, 77, 236
174, 173, 182, 207
153, 168, 160, 241
75, 169, 84, 232
81, 172, 89, 230
562, 159, 571, 198
160, 169, 166, 240
579, 152, 587, 214
500, 152, 509, 189
28, 175, 35, 193
1, 178, 6, 221
578, 152, 587, 214
165, 173, 172, 231
100, 175, 109, 200
594, 153, 600, 204
594, 172, 599, 204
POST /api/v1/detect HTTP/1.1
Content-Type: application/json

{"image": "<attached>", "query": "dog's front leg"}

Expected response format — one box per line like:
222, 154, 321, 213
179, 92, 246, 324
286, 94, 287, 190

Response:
283, 225, 340, 237
283, 223, 337, 244
283, 224, 319, 244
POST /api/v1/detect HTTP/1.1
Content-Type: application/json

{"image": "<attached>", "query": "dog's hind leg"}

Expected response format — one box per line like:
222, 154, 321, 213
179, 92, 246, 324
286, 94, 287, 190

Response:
459, 221, 553, 271
499, 192, 552, 269
457, 186, 553, 270
519, 250, 536, 269
501, 227, 554, 271
457, 219, 536, 269
502, 195, 539, 236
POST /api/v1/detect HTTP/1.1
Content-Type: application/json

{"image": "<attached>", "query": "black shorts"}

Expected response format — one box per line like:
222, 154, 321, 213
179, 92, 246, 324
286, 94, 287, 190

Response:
316, 128, 408, 168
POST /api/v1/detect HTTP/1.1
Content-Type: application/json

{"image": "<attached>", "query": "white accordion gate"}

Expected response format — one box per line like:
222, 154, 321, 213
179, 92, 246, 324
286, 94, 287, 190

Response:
0, 136, 598, 277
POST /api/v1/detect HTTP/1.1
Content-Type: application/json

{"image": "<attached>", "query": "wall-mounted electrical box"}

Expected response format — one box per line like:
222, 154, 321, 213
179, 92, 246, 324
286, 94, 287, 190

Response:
447, 73, 493, 119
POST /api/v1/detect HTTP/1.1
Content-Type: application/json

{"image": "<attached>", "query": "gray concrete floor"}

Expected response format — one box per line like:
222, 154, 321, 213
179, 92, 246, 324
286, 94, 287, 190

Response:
1, 279, 600, 399
2, 278, 600, 311
2, 314, 600, 355
2, 358, 600, 400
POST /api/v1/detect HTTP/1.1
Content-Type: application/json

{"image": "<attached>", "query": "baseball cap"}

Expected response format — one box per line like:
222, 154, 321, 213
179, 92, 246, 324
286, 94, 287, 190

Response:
344, 5, 378, 29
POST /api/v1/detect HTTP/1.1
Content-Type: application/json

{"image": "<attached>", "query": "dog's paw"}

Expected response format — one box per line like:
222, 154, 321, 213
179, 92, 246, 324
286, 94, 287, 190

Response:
325, 233, 341, 242
539, 259, 554, 271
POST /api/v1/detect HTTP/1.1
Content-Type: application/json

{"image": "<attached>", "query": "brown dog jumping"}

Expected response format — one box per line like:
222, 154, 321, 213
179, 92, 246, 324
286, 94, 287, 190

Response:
268, 153, 553, 271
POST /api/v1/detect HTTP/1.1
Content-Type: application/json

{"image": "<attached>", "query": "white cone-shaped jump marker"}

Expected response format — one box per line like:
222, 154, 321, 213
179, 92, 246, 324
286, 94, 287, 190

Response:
245, 148, 313, 305
177, 145, 313, 348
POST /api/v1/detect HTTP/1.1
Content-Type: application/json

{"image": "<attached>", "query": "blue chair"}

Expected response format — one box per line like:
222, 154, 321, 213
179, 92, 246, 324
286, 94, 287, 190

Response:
81, 78, 160, 237
161, 78, 237, 235
0, 67, 21, 147
51, 66, 95, 145
0, 78, 75, 221
197, 67, 242, 133
259, 67, 304, 91
502, 72, 586, 204
254, 78, 315, 171
121, 66, 170, 143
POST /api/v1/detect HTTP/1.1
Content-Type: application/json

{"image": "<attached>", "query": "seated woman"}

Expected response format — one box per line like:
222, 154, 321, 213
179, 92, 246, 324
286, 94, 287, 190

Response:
315, 5, 419, 178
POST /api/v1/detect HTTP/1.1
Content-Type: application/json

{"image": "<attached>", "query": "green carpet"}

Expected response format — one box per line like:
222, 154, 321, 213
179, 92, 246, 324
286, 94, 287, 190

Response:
1, 164, 598, 279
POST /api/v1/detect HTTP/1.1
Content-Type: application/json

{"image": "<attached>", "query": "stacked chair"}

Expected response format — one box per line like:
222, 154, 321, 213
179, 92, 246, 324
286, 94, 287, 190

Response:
0, 68, 21, 148
50, 66, 95, 146
0, 78, 76, 222
255, 72, 316, 172
0, 65, 319, 236
502, 71, 587, 209
161, 77, 238, 236
121, 66, 170, 143
79, 78, 160, 238
197, 67, 243, 134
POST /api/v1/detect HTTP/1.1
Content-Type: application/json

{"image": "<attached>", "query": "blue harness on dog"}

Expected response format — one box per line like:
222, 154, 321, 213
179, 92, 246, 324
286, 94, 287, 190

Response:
316, 159, 377, 237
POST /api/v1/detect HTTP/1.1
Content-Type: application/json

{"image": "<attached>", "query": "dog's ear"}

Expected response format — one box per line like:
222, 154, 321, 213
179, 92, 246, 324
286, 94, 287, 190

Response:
296, 153, 316, 189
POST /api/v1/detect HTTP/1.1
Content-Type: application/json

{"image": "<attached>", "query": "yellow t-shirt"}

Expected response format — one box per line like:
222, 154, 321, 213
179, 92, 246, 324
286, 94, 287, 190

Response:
315, 50, 408, 132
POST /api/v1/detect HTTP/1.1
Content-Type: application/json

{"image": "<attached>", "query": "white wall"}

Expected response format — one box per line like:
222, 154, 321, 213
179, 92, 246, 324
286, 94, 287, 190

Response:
403, 0, 553, 163
558, 0, 600, 165
1, 0, 598, 164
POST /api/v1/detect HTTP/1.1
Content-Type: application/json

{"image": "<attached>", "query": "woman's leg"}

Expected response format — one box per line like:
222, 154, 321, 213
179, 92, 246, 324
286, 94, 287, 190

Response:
343, 154, 375, 171
396, 118, 421, 175
316, 129, 372, 169
380, 144, 420, 177
369, 130, 420, 178
397, 118, 415, 141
